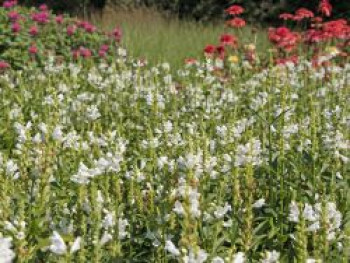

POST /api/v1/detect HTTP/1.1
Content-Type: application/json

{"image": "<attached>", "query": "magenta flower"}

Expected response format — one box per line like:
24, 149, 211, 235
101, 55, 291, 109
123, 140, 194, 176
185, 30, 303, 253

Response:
29, 45, 38, 55
39, 4, 48, 11
67, 25, 76, 36
3, 0, 17, 9
112, 27, 122, 42
29, 25, 39, 36
79, 47, 92, 58
8, 11, 20, 22
55, 15, 64, 24
0, 61, 10, 70
31, 11, 50, 24
11, 22, 21, 33
100, 44, 109, 52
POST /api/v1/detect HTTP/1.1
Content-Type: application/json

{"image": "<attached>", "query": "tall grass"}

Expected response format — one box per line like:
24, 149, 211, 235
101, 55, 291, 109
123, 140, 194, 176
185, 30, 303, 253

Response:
90, 7, 270, 68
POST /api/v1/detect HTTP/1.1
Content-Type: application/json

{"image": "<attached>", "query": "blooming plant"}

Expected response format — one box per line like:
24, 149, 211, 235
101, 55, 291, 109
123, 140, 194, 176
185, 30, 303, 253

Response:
0, 1, 349, 262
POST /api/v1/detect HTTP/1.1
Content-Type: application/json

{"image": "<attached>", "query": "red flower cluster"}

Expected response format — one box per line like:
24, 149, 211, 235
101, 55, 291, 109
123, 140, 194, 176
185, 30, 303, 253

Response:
304, 19, 350, 43
225, 5, 244, 16
319, 0, 332, 17
225, 5, 246, 29
227, 17, 246, 28
279, 8, 314, 21
268, 27, 299, 52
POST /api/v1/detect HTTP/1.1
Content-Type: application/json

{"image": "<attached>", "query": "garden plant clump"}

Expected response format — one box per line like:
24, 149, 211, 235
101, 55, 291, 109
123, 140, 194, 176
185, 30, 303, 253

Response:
0, 0, 349, 262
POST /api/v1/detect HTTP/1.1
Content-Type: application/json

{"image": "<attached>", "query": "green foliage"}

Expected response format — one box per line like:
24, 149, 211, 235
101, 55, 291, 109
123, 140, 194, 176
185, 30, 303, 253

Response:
19, 0, 350, 22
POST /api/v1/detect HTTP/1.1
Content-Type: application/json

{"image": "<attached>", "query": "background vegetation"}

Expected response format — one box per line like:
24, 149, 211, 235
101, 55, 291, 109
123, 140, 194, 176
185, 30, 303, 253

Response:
17, 0, 350, 22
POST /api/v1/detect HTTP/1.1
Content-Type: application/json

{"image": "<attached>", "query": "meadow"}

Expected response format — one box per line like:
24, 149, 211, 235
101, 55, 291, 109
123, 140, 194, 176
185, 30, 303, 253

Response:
0, 1, 349, 262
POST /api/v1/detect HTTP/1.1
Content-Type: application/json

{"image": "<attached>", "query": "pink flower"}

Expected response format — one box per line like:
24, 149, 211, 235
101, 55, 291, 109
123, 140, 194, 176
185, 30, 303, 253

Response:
67, 25, 76, 36
8, 11, 20, 22
84, 23, 96, 33
79, 47, 92, 58
3, 0, 17, 9
112, 27, 122, 42
100, 44, 109, 52
29, 26, 39, 36
0, 61, 10, 70
31, 11, 50, 24
39, 4, 48, 11
29, 45, 38, 55
11, 22, 21, 33
98, 50, 107, 57
72, 50, 80, 60
55, 15, 64, 24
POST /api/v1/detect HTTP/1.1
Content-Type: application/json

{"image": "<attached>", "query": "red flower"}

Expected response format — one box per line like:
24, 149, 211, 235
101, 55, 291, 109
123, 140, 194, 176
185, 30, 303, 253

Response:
185, 58, 198, 65
268, 27, 299, 52
319, 0, 332, 17
216, 45, 225, 58
220, 34, 237, 47
227, 17, 246, 28
28, 45, 38, 55
29, 25, 39, 36
225, 5, 244, 16
204, 45, 216, 55
279, 13, 294, 21
276, 55, 299, 65
322, 19, 349, 40
294, 8, 314, 21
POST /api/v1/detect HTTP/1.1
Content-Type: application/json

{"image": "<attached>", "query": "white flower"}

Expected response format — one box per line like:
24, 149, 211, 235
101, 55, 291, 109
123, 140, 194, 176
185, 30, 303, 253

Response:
214, 203, 232, 219
307, 222, 320, 232
252, 198, 265, 208
212, 256, 224, 263
303, 204, 317, 221
173, 201, 185, 216
165, 240, 180, 257
71, 162, 95, 184
100, 232, 113, 246
232, 252, 245, 263
0, 237, 16, 263
70, 237, 81, 254
49, 231, 67, 255
288, 201, 300, 222
118, 218, 129, 240
52, 126, 64, 142
86, 105, 101, 121
183, 248, 208, 263
261, 250, 280, 263
6, 160, 19, 180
